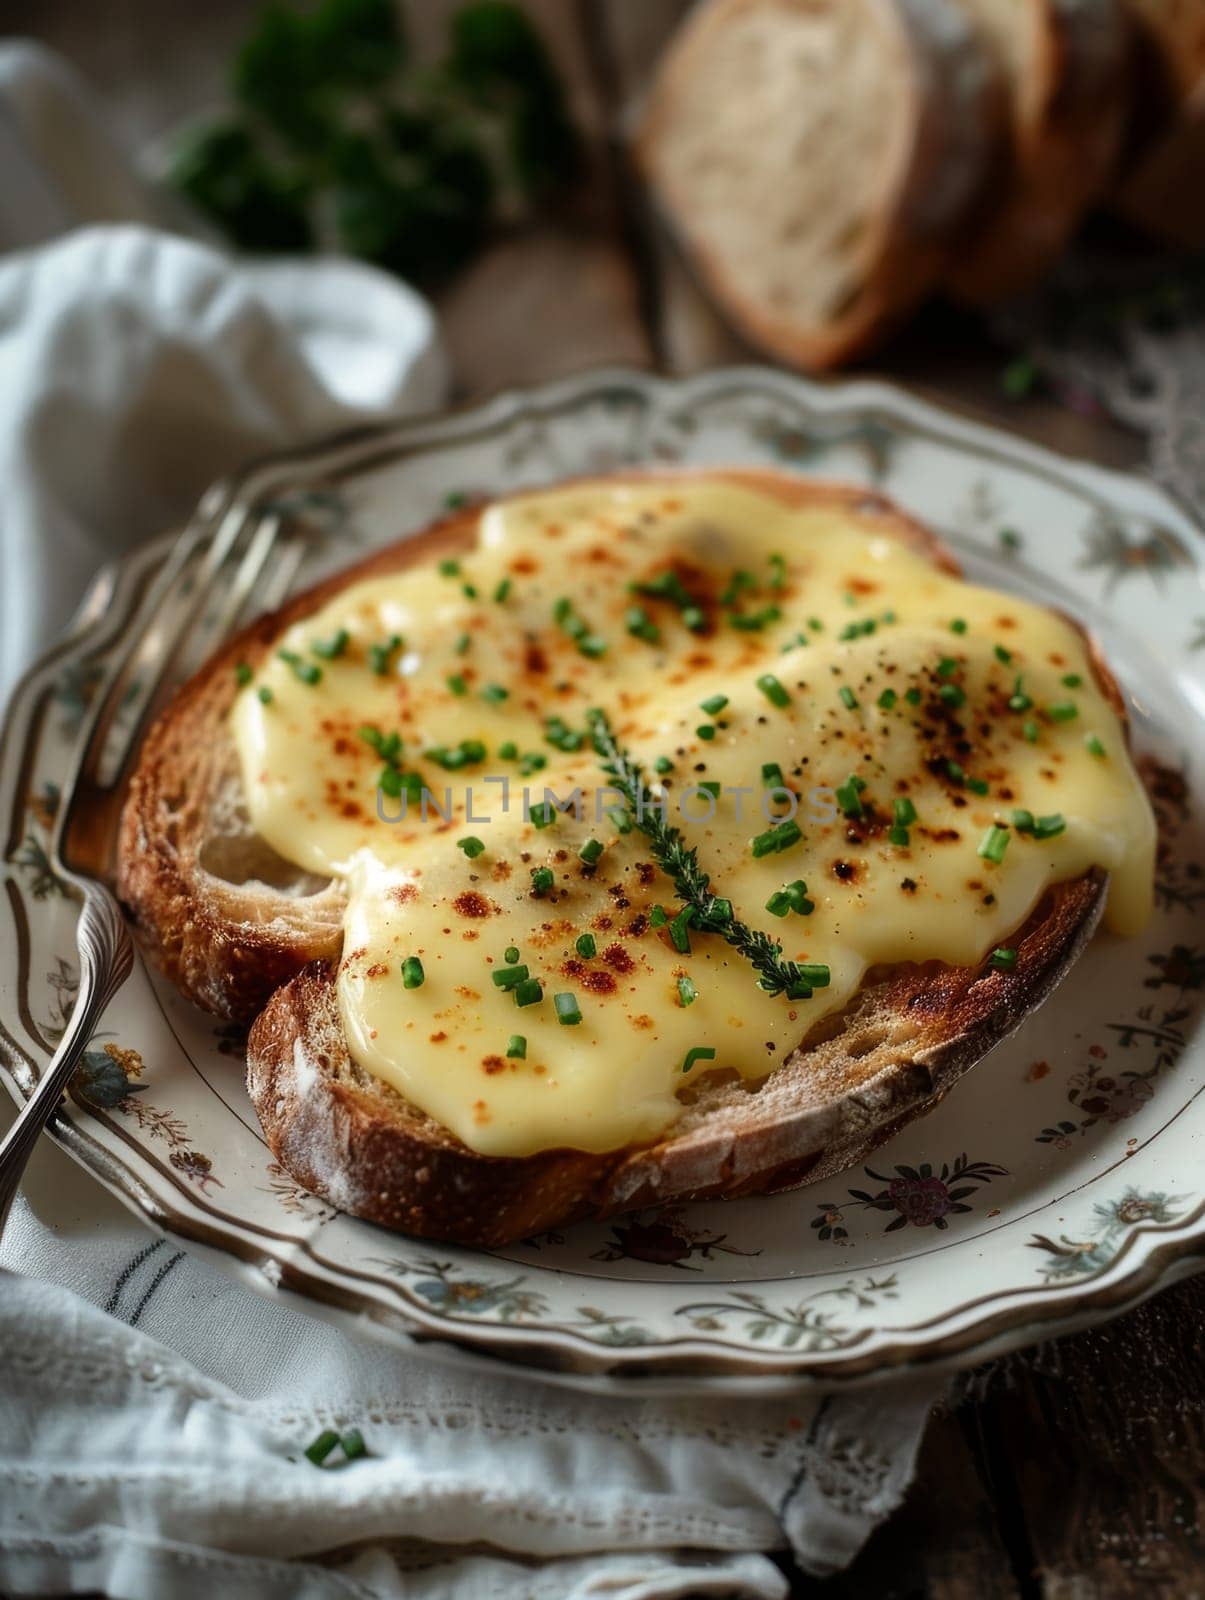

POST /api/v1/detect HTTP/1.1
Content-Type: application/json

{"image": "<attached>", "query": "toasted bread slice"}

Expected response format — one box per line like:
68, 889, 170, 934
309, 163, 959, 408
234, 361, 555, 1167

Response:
120, 470, 1129, 1246
247, 875, 1105, 1245
637, 0, 1000, 370
947, 0, 1130, 303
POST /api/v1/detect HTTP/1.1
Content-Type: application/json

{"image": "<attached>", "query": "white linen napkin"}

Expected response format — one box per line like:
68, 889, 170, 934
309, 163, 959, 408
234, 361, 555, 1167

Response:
0, 42, 947, 1599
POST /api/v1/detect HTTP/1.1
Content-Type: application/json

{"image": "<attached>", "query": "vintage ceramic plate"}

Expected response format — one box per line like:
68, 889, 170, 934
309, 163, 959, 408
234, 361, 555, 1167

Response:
3, 367, 1204, 1385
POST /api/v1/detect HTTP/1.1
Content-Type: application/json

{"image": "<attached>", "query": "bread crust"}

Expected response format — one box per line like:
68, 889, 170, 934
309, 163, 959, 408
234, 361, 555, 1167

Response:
637, 0, 1001, 370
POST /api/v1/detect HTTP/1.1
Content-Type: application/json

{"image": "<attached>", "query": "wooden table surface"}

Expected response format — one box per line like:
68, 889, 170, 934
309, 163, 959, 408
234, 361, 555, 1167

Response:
21, 2, 1205, 1594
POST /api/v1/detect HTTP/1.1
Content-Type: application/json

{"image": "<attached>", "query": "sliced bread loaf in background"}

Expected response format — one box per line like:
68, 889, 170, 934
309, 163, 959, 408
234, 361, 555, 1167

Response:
638, 0, 1001, 370
1113, 0, 1205, 244
946, 0, 1131, 302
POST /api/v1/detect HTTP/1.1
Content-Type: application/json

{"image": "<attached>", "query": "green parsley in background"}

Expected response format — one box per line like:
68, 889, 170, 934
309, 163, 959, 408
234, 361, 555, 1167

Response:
169, 0, 579, 281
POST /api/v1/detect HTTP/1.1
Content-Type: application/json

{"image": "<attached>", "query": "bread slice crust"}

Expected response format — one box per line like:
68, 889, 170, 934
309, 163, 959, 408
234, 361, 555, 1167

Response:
119, 468, 1126, 1246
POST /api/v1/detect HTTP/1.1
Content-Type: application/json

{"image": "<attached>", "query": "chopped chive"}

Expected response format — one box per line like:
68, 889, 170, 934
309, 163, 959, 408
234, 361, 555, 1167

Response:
482, 683, 509, 703
235, 661, 253, 686
696, 724, 716, 741
878, 688, 897, 710
504, 946, 520, 964
888, 824, 910, 848
894, 798, 918, 828
1023, 719, 1039, 743
994, 644, 1012, 664
529, 803, 556, 829
492, 963, 530, 990
751, 820, 802, 857
677, 975, 698, 1008
967, 777, 989, 796
633, 569, 693, 607
1085, 733, 1107, 758
1012, 808, 1035, 832
839, 618, 877, 641
493, 577, 512, 603
999, 527, 1022, 549
978, 825, 1010, 864
499, 740, 518, 760
506, 1034, 527, 1059
257, 685, 274, 705
277, 649, 322, 686
554, 992, 582, 1026
576, 933, 597, 959
766, 890, 791, 917
447, 674, 468, 696
698, 781, 722, 800
682, 605, 706, 632
708, 896, 734, 924
905, 687, 922, 706
579, 634, 608, 659
311, 628, 350, 660
808, 616, 824, 632
340, 1429, 366, 1460
730, 606, 782, 631
768, 552, 787, 590
950, 618, 968, 634
514, 977, 543, 1007
305, 1430, 340, 1466
579, 838, 604, 865
458, 836, 485, 859
368, 634, 403, 675
531, 867, 554, 895
654, 755, 673, 775
838, 685, 858, 711
785, 880, 813, 914
1062, 673, 1083, 689
1047, 701, 1078, 722
939, 683, 966, 707
798, 963, 831, 988
649, 905, 668, 928
756, 673, 791, 708
681, 1046, 717, 1075
990, 947, 1017, 971
607, 805, 633, 834
455, 632, 471, 656
946, 760, 965, 785
625, 605, 661, 644
937, 657, 959, 679
835, 776, 865, 818
1009, 675, 1032, 712
438, 558, 461, 577
720, 568, 755, 605
1033, 813, 1066, 840
761, 762, 784, 788
700, 693, 729, 716
669, 906, 695, 954
401, 956, 425, 989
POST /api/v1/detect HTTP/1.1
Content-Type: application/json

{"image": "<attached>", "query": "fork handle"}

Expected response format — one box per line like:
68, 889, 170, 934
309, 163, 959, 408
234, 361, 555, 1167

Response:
0, 880, 133, 1238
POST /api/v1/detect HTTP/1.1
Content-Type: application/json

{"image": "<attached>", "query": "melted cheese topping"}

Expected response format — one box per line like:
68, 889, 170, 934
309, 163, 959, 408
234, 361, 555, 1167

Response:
231, 479, 1155, 1158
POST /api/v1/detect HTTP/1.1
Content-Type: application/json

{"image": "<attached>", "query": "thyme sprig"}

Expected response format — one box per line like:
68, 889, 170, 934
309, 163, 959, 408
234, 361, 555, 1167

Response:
587, 709, 817, 1000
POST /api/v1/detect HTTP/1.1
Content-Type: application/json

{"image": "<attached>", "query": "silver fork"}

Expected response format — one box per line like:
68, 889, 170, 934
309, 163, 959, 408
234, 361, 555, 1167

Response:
0, 485, 307, 1236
